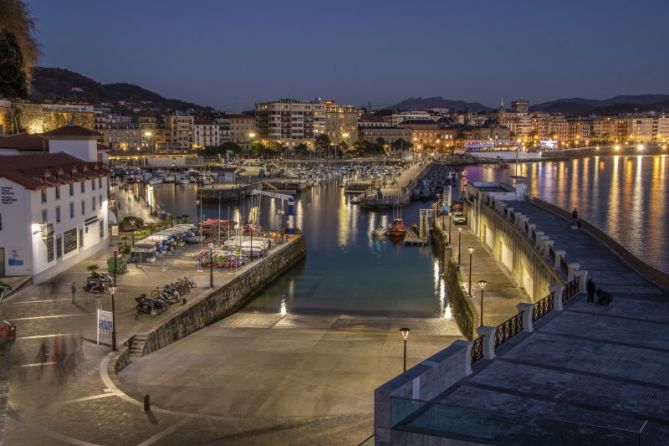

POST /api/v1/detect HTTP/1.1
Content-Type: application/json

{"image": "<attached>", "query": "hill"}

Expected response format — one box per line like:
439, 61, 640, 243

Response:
392, 97, 491, 112
532, 94, 669, 115
29, 67, 213, 114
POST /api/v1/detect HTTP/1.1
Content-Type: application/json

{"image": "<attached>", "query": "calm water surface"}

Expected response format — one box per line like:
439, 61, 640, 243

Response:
148, 182, 450, 318
464, 155, 669, 271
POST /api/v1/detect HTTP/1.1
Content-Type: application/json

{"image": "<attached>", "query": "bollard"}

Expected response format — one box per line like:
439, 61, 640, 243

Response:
144, 394, 150, 411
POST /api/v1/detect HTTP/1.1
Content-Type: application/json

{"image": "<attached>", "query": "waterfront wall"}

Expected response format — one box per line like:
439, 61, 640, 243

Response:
464, 196, 563, 301
531, 197, 669, 291
139, 235, 306, 355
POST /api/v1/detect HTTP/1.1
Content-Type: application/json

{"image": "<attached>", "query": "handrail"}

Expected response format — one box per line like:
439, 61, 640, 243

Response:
562, 276, 580, 304
494, 312, 523, 349
471, 336, 484, 364
532, 292, 554, 321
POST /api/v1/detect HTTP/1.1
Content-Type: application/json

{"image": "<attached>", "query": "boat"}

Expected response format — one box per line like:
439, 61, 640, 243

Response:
163, 174, 176, 183
148, 177, 163, 185
186, 235, 205, 244
372, 227, 387, 237
388, 218, 406, 238
177, 175, 190, 185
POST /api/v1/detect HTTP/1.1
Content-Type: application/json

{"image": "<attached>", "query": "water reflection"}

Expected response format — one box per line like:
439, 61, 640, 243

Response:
465, 155, 669, 271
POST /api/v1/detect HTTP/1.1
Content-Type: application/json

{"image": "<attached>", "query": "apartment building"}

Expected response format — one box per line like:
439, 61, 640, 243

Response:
193, 119, 221, 148
227, 114, 257, 149
255, 99, 325, 147
324, 100, 360, 144
164, 115, 194, 150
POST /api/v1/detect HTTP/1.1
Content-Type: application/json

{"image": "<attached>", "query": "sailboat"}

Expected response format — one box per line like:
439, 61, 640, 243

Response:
388, 203, 406, 239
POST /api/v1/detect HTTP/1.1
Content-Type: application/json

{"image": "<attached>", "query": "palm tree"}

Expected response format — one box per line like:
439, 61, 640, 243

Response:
86, 264, 100, 278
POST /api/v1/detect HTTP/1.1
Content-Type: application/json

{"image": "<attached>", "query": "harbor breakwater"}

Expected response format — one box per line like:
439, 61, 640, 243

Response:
111, 235, 306, 373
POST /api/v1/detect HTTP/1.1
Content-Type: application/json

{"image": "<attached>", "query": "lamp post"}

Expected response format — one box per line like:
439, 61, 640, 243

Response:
457, 227, 463, 265
208, 242, 214, 288
478, 280, 487, 327
468, 247, 475, 296
400, 327, 411, 372
108, 285, 117, 351
447, 211, 453, 245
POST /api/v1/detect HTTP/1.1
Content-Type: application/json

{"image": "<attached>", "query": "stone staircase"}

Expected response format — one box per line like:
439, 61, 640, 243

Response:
128, 335, 147, 357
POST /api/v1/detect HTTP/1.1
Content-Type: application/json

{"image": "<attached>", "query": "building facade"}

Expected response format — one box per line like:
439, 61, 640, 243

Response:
164, 115, 194, 150
193, 119, 221, 148
324, 100, 360, 145
227, 114, 257, 150
255, 99, 325, 147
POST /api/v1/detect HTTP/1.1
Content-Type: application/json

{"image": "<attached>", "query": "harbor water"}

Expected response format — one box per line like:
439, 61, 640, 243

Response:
465, 154, 669, 272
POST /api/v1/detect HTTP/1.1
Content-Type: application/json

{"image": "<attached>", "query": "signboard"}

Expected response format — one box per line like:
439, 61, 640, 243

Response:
97, 309, 113, 345
111, 225, 119, 236
1, 186, 17, 205
63, 228, 78, 254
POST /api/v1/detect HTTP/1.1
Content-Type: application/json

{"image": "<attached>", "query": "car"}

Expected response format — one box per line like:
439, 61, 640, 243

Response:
452, 211, 467, 225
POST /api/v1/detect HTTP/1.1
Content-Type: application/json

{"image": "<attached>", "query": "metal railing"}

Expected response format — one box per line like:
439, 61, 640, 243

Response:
562, 276, 581, 303
494, 312, 523, 349
532, 292, 555, 321
471, 336, 484, 364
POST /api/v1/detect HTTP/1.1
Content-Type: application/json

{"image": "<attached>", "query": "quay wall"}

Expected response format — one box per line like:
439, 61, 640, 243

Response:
140, 235, 306, 356
531, 197, 669, 291
464, 195, 564, 301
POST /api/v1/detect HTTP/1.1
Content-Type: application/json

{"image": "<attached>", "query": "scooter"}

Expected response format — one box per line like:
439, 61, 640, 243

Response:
83, 279, 105, 294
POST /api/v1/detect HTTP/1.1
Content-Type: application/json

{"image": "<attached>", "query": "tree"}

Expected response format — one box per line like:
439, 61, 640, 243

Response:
0, 0, 39, 79
376, 137, 386, 147
316, 133, 330, 156
0, 31, 28, 98
201, 142, 242, 158
294, 143, 309, 156
251, 140, 266, 156
391, 138, 412, 151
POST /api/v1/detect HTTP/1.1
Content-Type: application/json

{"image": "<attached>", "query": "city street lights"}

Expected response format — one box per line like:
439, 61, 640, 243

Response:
400, 327, 411, 372
468, 247, 475, 296
108, 285, 117, 351
208, 242, 214, 288
478, 280, 487, 327
457, 227, 463, 265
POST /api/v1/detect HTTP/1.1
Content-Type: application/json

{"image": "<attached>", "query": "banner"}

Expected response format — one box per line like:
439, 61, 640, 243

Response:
97, 309, 113, 345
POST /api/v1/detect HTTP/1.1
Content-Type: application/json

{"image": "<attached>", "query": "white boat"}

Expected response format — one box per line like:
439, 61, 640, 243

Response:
372, 227, 387, 237
163, 175, 176, 183
200, 176, 214, 185
177, 175, 190, 185
148, 177, 163, 185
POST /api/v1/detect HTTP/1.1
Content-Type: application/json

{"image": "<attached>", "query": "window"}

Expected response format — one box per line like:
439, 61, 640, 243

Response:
98, 178, 102, 188
41, 209, 47, 223
99, 194, 103, 208
92, 197, 96, 211
81, 199, 85, 215
99, 220, 104, 240
81, 181, 85, 193
70, 202, 74, 219
69, 183, 74, 196
0, 213, 2, 230
56, 206, 61, 224
55, 187, 61, 200
41, 189, 47, 203
92, 179, 96, 191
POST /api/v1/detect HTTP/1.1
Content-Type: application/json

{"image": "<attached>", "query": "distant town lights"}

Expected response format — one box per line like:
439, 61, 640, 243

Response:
637, 144, 645, 152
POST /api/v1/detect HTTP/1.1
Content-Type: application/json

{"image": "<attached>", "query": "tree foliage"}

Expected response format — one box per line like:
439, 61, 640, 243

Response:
0, 31, 28, 98
0, 0, 40, 83
202, 142, 242, 157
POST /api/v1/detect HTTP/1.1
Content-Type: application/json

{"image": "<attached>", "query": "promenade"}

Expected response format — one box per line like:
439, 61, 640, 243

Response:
401, 201, 669, 444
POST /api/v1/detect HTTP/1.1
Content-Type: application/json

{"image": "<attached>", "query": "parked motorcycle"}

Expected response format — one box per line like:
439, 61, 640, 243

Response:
83, 279, 105, 294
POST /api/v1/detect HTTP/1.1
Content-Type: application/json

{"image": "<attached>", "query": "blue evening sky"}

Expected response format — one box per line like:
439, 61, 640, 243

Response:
27, 0, 669, 111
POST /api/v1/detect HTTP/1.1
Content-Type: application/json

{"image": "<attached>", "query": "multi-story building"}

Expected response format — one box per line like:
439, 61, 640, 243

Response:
511, 100, 529, 114
0, 125, 110, 283
592, 116, 618, 142
626, 116, 654, 143
255, 99, 325, 147
656, 115, 669, 144
138, 116, 158, 151
103, 123, 142, 150
398, 120, 456, 152
324, 100, 360, 145
164, 114, 194, 150
227, 114, 257, 149
388, 111, 435, 126
357, 125, 412, 146
567, 117, 592, 145
193, 119, 221, 148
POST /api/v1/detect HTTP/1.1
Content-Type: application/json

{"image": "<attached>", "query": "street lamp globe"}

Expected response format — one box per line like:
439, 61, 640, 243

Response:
468, 247, 475, 255
478, 280, 487, 290
458, 227, 463, 233
448, 211, 453, 218
400, 327, 411, 340
208, 242, 214, 250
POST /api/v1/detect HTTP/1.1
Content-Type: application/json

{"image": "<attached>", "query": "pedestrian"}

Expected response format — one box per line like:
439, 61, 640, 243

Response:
71, 281, 76, 303
586, 278, 596, 302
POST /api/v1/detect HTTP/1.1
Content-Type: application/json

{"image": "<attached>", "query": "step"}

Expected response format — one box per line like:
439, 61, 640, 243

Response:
128, 336, 146, 357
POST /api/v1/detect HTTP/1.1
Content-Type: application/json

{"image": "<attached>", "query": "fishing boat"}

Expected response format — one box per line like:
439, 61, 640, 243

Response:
372, 227, 387, 237
388, 204, 406, 238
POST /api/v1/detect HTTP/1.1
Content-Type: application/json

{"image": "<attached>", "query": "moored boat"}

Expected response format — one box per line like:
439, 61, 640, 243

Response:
372, 227, 387, 237
387, 218, 406, 238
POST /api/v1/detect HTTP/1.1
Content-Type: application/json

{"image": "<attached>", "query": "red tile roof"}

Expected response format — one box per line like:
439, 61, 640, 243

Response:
0, 133, 48, 152
42, 125, 101, 138
0, 153, 110, 190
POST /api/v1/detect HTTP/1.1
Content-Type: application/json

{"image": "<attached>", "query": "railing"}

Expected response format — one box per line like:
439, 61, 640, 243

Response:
494, 313, 523, 349
562, 276, 580, 303
559, 257, 569, 276
549, 245, 555, 262
471, 336, 484, 364
532, 292, 554, 321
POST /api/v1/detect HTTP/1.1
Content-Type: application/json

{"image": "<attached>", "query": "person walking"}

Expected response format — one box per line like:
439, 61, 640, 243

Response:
572, 208, 579, 229
586, 278, 596, 302
71, 281, 76, 303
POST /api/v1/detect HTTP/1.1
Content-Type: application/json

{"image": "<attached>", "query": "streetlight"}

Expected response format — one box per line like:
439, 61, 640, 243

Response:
447, 211, 453, 245
108, 285, 117, 351
478, 280, 487, 327
400, 327, 411, 372
208, 242, 214, 288
468, 247, 475, 296
457, 227, 463, 265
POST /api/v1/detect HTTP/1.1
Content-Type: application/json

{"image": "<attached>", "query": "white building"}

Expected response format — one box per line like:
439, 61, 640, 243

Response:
193, 119, 221, 148
389, 111, 436, 126
255, 99, 325, 147
0, 125, 110, 283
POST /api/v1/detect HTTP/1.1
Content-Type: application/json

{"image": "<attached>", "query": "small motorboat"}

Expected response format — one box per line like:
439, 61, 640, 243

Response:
388, 218, 407, 238
372, 227, 387, 237
148, 177, 163, 185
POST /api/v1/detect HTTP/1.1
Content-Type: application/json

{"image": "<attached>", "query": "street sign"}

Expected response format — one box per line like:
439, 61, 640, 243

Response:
97, 309, 113, 345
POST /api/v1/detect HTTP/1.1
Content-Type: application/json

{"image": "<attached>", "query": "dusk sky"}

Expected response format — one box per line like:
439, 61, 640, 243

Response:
28, 0, 669, 111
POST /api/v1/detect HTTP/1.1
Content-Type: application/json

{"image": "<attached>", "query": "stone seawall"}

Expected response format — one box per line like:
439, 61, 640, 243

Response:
141, 235, 306, 355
